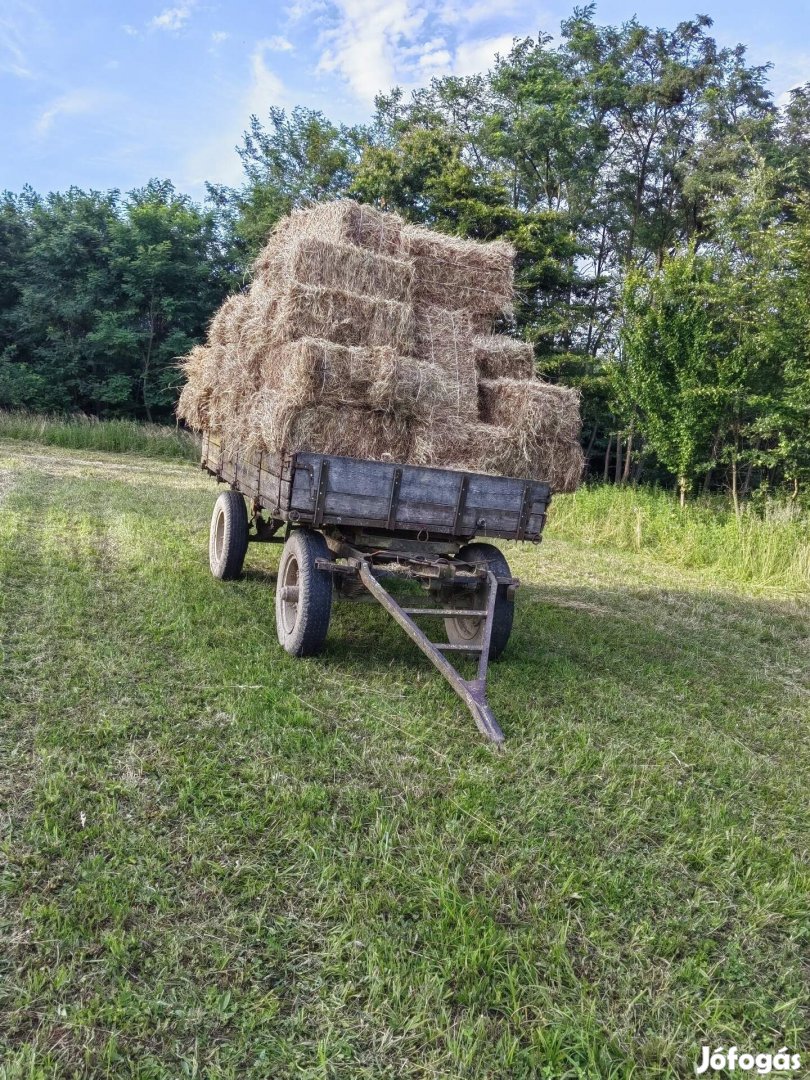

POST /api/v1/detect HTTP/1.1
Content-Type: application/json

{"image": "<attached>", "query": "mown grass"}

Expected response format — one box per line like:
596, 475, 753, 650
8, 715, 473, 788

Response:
550, 484, 810, 594
0, 439, 808, 1078
0, 410, 198, 461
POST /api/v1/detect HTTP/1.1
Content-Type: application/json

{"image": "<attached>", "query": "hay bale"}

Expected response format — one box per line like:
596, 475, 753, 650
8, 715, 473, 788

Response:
472, 335, 535, 380
252, 201, 403, 278
413, 421, 515, 476
261, 337, 458, 419
413, 305, 478, 421
402, 224, 514, 318
413, 420, 584, 491
208, 292, 251, 347
270, 282, 415, 352
256, 235, 413, 304
176, 344, 212, 431
478, 378, 581, 442
249, 392, 413, 462
525, 437, 584, 493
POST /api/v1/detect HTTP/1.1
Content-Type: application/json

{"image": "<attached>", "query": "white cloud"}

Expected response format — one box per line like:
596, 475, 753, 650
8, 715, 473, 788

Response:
439, 0, 520, 26
453, 32, 518, 77
150, 2, 195, 32
122, 23, 139, 36
313, 0, 532, 104
244, 39, 290, 117
317, 0, 430, 103
267, 34, 294, 52
36, 89, 108, 135
211, 30, 229, 44
285, 0, 329, 24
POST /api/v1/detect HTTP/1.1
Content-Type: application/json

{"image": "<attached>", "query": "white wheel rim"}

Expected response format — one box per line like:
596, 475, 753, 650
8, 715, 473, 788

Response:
214, 507, 226, 562
280, 554, 299, 633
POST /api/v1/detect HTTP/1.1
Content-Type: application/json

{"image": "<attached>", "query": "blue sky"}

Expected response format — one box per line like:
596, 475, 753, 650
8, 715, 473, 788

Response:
2, 0, 808, 201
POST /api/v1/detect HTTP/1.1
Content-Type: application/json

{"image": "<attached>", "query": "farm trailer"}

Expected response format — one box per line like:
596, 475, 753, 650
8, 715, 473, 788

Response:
201, 432, 551, 744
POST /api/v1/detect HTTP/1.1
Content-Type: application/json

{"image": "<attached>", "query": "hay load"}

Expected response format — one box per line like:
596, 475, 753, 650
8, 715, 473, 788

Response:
472, 335, 535, 381
177, 199, 583, 493
402, 224, 515, 319
261, 338, 455, 419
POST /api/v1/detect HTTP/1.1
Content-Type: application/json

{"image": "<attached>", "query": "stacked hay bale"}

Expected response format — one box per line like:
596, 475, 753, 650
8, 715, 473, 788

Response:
178, 200, 584, 492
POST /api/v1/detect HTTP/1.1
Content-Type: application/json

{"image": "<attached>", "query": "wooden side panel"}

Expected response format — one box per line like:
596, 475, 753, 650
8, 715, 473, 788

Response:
288, 452, 550, 540
201, 437, 551, 541
201, 434, 291, 518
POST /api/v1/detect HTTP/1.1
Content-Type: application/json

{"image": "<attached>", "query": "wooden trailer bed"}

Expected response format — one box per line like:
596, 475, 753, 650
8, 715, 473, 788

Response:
201, 432, 551, 543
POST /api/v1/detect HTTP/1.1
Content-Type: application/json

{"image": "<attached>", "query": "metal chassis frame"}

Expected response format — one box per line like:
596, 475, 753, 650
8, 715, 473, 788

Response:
244, 506, 515, 744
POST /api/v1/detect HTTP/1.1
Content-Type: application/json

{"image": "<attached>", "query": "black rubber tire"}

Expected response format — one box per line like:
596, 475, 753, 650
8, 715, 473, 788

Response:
445, 542, 514, 661
209, 490, 249, 580
275, 529, 333, 657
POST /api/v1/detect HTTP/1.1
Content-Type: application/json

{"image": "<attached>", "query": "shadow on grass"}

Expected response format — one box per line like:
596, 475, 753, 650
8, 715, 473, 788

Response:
315, 576, 807, 742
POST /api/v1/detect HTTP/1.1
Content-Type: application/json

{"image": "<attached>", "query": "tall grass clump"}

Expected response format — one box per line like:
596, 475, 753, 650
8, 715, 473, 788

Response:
0, 410, 199, 461
549, 484, 810, 592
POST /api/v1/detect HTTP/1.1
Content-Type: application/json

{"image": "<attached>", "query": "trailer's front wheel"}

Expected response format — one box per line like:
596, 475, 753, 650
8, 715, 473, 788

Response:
209, 490, 248, 580
445, 543, 514, 660
276, 529, 333, 657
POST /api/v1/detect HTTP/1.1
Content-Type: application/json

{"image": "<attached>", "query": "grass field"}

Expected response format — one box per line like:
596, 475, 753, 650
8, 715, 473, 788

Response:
1, 438, 808, 1078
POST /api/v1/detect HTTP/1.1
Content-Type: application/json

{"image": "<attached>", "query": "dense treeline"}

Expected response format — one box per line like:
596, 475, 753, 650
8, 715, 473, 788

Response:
1, 7, 808, 497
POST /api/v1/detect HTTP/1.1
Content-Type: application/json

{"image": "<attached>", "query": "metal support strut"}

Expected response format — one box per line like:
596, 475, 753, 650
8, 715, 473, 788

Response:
356, 560, 506, 745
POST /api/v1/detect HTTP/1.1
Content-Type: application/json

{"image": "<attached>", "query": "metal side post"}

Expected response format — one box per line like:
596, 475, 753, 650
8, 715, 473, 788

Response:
357, 561, 505, 745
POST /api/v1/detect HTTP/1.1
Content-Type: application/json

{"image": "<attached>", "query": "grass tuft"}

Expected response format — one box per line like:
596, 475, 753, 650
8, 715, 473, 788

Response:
549, 484, 810, 593
0, 409, 198, 461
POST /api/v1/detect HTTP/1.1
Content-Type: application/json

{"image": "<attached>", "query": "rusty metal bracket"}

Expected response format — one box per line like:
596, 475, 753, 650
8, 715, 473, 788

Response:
515, 481, 533, 542
386, 468, 403, 530
312, 459, 330, 528
452, 474, 470, 535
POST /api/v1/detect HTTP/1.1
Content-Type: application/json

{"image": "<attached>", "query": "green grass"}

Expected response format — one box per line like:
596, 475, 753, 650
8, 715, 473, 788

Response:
0, 410, 198, 461
550, 484, 810, 593
1, 439, 808, 1078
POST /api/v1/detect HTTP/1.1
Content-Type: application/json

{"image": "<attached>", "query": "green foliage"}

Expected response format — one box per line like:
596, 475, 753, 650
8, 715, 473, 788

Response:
619, 163, 810, 499
0, 183, 231, 420
620, 253, 725, 497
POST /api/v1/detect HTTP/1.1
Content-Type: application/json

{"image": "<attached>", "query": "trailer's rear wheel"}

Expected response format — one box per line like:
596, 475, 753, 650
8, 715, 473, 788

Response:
445, 543, 514, 660
209, 490, 248, 580
276, 529, 333, 657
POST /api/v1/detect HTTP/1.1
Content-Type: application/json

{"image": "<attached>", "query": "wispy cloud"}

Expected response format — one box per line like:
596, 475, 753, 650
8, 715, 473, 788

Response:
285, 0, 329, 24
453, 32, 519, 77
266, 35, 294, 52
1, 0, 48, 78
317, 0, 430, 103
122, 23, 139, 37
182, 39, 291, 189
36, 89, 109, 135
244, 39, 290, 117
211, 30, 229, 45
150, 2, 195, 32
